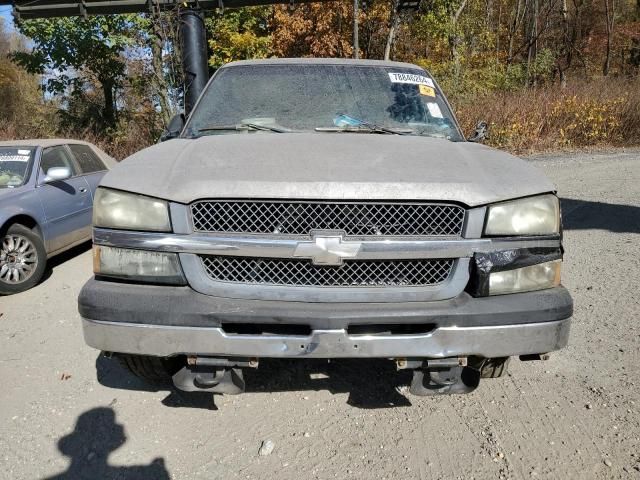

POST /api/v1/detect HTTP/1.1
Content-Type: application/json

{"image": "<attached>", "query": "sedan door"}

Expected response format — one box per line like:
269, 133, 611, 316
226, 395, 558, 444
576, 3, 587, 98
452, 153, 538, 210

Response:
36, 145, 92, 254
67, 143, 109, 197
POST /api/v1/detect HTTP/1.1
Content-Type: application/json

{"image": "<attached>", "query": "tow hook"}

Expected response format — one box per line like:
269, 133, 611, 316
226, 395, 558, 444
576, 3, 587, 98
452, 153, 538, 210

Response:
396, 357, 480, 396
172, 356, 258, 395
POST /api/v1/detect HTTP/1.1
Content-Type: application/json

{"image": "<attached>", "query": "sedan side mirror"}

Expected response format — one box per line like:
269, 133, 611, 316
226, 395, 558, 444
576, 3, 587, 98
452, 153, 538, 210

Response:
467, 121, 488, 143
160, 113, 186, 142
44, 166, 72, 182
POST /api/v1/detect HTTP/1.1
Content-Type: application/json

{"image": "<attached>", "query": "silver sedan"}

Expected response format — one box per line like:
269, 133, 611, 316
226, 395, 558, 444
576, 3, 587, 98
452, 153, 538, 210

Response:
0, 139, 114, 294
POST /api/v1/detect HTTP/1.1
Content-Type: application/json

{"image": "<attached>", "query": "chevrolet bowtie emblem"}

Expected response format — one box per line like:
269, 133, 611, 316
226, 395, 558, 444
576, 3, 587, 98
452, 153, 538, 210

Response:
293, 234, 362, 266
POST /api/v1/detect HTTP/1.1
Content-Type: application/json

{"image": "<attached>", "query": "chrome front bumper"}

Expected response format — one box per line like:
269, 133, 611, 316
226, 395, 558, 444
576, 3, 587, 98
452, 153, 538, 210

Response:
82, 317, 571, 359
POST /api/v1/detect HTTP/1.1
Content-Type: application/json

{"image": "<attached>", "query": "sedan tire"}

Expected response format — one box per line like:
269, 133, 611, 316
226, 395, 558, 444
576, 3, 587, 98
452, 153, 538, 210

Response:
0, 223, 46, 295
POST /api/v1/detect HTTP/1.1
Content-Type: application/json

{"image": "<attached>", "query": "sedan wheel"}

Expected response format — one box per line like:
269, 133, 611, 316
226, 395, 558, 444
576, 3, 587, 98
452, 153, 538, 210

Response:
0, 233, 38, 283
0, 224, 46, 295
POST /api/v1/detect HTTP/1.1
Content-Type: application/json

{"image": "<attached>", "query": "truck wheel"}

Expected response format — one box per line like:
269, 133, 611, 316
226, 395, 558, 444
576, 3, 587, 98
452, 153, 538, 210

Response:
117, 354, 183, 384
0, 223, 46, 295
478, 357, 510, 378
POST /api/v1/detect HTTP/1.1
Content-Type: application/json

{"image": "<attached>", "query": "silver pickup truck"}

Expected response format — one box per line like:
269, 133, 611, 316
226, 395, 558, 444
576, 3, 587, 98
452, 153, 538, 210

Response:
79, 58, 572, 396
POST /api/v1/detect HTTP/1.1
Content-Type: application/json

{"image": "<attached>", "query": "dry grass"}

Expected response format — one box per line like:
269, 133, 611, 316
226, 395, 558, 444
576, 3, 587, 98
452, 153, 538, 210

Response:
454, 77, 640, 154
0, 112, 160, 161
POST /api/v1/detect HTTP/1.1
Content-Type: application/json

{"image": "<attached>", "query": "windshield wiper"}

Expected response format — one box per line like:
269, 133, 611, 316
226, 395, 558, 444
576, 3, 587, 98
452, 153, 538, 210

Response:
197, 123, 287, 134
316, 114, 410, 135
316, 126, 412, 135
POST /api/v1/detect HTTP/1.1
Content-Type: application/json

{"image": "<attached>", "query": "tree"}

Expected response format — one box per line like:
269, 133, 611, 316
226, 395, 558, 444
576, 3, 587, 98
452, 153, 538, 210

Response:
602, 0, 615, 75
384, 0, 401, 60
133, 9, 182, 126
272, 1, 354, 57
206, 7, 273, 69
13, 16, 134, 128
0, 19, 56, 139
449, 0, 469, 78
353, 0, 360, 58
413, 0, 470, 80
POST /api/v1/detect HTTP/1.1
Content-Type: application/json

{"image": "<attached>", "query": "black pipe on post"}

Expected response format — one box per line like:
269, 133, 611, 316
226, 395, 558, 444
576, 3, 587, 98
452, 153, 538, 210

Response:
180, 8, 208, 115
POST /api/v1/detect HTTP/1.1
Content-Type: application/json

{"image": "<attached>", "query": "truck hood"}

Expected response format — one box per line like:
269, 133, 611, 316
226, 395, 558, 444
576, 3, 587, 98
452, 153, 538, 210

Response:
101, 133, 554, 207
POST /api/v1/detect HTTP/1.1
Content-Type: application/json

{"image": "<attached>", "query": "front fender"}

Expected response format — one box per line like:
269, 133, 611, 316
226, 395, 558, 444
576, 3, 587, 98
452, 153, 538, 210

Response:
0, 188, 47, 239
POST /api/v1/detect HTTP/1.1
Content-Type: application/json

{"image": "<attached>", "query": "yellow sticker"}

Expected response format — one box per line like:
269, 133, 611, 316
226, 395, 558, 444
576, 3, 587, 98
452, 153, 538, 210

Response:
419, 85, 436, 97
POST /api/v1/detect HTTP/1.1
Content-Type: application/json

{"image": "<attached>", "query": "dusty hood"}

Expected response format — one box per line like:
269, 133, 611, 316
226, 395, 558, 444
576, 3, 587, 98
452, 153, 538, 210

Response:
101, 133, 554, 207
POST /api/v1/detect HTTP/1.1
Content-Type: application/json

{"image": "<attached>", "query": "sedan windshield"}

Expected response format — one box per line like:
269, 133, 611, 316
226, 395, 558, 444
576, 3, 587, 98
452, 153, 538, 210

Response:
184, 64, 463, 141
0, 147, 34, 188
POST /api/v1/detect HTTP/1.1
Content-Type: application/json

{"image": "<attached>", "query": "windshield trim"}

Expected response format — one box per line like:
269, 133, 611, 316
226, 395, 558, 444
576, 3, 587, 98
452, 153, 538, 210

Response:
180, 63, 464, 141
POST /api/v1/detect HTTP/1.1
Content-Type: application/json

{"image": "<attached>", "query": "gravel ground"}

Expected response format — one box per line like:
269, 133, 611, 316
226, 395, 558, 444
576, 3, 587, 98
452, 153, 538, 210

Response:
1, 150, 639, 480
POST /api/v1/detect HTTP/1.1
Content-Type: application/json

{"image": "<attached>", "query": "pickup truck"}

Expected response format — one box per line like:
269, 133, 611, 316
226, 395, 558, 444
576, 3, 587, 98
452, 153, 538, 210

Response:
78, 58, 572, 396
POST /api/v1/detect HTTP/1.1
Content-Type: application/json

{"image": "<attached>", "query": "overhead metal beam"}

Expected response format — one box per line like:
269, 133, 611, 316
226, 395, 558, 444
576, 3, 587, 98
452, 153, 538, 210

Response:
0, 0, 320, 19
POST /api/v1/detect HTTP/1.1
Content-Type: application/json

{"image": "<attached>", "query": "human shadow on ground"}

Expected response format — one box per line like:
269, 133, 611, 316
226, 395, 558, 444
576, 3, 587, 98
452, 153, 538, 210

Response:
96, 353, 412, 409
42, 407, 170, 480
560, 198, 640, 233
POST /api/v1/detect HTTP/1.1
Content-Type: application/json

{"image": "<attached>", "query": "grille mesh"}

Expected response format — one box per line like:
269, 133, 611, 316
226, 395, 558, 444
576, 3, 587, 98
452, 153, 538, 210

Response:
191, 201, 464, 237
200, 256, 454, 287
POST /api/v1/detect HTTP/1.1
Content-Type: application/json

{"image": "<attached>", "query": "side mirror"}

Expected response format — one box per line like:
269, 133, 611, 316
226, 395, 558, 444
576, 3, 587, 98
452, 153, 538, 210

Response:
467, 121, 488, 143
44, 166, 71, 182
160, 113, 186, 142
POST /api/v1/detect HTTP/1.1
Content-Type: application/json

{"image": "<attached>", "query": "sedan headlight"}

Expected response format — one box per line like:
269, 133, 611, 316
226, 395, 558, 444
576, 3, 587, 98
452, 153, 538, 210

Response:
485, 194, 559, 236
93, 188, 171, 232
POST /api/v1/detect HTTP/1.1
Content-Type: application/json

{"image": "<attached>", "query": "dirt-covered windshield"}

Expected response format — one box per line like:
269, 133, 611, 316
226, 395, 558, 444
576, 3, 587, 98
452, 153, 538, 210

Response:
184, 64, 463, 141
0, 147, 34, 188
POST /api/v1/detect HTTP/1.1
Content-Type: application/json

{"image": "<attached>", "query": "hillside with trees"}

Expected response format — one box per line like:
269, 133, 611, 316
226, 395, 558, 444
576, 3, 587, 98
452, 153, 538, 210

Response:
1, 0, 639, 158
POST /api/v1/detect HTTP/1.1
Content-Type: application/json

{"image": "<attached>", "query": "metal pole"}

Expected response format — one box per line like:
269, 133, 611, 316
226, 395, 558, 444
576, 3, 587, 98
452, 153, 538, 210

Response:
180, 8, 208, 115
353, 0, 359, 59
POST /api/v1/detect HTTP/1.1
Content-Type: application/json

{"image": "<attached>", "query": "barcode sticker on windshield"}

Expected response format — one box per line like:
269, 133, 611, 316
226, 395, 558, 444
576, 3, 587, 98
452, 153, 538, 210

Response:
0, 154, 30, 162
388, 72, 435, 87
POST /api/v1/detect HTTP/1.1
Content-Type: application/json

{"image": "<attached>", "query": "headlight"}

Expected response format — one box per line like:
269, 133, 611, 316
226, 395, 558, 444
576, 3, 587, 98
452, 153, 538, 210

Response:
93, 188, 171, 232
489, 260, 561, 295
93, 246, 186, 285
485, 195, 559, 236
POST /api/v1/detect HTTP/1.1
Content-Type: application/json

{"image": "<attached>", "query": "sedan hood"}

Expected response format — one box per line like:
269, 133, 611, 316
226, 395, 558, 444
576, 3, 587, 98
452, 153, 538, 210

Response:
101, 133, 554, 207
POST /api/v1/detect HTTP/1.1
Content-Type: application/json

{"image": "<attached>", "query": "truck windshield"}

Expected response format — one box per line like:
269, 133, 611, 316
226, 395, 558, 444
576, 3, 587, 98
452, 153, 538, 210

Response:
0, 147, 34, 188
184, 64, 463, 141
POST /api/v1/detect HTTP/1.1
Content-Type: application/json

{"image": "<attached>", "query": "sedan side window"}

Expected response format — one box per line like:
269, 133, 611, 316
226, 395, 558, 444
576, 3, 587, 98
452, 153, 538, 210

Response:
69, 144, 107, 174
39, 146, 78, 179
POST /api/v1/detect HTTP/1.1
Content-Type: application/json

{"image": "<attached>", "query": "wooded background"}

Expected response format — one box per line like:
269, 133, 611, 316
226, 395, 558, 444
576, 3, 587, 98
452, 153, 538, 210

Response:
1, 0, 639, 158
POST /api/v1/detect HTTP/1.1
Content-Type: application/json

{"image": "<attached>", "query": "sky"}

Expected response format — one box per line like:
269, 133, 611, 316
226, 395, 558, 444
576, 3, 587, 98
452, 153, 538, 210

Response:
0, 5, 14, 31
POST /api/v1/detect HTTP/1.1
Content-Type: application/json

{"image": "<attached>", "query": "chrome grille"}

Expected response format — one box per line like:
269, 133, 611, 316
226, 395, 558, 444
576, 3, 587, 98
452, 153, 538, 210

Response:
200, 256, 454, 287
191, 201, 465, 237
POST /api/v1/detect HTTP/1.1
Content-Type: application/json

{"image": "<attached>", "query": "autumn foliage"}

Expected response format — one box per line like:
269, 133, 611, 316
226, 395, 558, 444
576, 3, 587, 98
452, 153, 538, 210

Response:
1, 0, 640, 158
273, 3, 355, 57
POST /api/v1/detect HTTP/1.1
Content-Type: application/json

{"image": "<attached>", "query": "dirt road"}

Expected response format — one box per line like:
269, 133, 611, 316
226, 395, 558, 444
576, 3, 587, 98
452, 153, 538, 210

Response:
1, 151, 639, 480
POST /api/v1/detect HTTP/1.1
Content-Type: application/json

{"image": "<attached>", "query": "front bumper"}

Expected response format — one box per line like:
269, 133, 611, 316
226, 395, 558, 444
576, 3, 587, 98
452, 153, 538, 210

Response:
79, 279, 572, 358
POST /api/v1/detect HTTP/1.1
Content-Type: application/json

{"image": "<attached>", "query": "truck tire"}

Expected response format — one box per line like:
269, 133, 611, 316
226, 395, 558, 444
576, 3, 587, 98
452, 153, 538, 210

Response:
117, 354, 182, 384
0, 223, 47, 295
